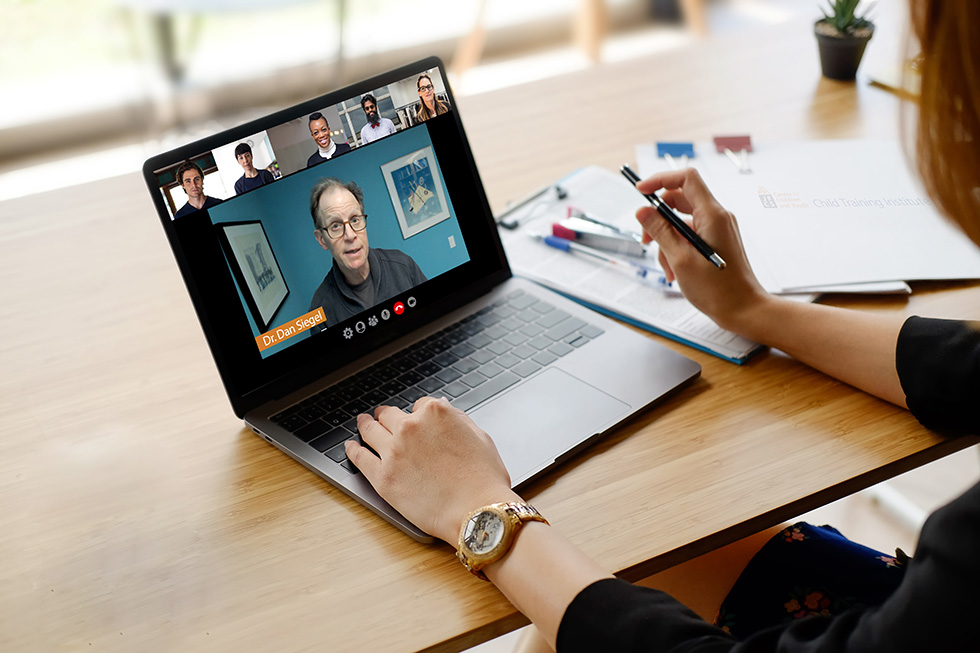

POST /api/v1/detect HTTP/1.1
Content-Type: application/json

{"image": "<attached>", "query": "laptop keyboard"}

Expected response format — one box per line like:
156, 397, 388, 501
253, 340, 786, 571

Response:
269, 289, 604, 474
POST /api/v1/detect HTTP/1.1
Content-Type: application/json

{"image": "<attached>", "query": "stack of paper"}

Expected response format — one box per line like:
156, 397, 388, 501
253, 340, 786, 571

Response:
636, 139, 980, 294
498, 140, 980, 362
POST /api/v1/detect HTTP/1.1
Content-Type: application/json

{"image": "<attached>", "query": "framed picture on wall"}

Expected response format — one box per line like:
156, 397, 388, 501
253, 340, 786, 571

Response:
380, 146, 450, 239
217, 221, 289, 331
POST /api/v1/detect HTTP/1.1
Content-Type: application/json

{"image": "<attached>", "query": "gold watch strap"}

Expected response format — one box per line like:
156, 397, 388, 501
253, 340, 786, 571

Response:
457, 501, 548, 581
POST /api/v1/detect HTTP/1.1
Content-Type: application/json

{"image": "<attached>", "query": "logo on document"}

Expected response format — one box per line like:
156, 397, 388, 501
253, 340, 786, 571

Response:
758, 187, 777, 209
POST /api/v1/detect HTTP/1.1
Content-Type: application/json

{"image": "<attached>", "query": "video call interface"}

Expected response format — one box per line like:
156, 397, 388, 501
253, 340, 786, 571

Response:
153, 67, 471, 360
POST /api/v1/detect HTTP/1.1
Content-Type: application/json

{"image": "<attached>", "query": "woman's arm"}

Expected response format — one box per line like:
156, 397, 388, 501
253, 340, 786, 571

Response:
343, 169, 972, 652
483, 522, 613, 648
635, 169, 908, 408
345, 400, 613, 649
738, 298, 907, 408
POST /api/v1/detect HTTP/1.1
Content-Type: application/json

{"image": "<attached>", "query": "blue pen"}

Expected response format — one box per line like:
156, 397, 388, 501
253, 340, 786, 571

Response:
531, 233, 679, 293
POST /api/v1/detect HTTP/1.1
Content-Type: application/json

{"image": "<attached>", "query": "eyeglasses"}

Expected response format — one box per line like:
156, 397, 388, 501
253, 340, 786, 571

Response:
418, 84, 434, 92
320, 214, 368, 239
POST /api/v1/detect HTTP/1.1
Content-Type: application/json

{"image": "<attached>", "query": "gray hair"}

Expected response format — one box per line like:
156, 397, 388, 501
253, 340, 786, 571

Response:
309, 178, 364, 228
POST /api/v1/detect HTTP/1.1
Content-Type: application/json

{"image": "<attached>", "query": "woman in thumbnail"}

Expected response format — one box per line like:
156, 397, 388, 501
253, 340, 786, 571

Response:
414, 73, 449, 123
347, 1, 980, 652
233, 142, 276, 195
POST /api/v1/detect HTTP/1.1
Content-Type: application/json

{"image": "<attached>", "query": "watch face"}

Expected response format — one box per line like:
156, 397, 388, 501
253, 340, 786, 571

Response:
463, 510, 505, 555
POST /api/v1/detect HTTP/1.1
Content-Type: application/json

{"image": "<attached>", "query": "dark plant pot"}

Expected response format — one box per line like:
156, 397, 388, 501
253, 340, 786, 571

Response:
815, 22, 874, 81
648, 0, 682, 22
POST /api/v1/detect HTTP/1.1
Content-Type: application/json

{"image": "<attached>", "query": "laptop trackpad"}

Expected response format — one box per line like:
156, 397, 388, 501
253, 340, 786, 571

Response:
469, 368, 630, 485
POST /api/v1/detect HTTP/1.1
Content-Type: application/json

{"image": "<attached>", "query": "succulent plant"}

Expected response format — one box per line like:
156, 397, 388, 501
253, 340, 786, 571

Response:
819, 0, 874, 35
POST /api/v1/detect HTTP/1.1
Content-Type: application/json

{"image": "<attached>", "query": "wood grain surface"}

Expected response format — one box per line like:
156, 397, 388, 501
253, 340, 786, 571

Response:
2, 17, 978, 653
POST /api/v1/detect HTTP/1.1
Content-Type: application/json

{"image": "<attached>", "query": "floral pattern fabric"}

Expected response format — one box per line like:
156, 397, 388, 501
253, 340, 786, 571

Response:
714, 522, 906, 640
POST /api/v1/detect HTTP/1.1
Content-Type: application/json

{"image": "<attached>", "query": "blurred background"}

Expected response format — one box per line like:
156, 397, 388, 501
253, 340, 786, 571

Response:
0, 0, 808, 201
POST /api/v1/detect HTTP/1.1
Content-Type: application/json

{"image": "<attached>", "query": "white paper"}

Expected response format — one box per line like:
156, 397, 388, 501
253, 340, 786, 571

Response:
637, 139, 980, 291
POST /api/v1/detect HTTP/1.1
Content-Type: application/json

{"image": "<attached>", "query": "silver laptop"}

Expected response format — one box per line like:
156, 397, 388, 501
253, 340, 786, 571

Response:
143, 57, 700, 541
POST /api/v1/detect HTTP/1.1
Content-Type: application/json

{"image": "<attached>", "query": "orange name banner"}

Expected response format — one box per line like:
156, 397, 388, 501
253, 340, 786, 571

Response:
255, 307, 326, 352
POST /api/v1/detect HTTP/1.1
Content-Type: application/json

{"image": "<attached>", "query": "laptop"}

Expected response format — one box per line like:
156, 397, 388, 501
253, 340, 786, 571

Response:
143, 57, 700, 542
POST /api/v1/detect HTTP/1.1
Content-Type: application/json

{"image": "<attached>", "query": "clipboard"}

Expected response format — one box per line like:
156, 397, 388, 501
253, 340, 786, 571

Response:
496, 166, 779, 363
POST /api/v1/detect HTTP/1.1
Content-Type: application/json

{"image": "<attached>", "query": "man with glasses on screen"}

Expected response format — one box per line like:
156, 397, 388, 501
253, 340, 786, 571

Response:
308, 178, 426, 332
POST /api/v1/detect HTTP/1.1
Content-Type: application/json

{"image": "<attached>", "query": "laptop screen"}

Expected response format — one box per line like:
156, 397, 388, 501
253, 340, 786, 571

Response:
143, 58, 510, 416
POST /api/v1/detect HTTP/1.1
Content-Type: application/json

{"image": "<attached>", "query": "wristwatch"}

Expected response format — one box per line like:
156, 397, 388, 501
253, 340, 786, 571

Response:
457, 501, 548, 580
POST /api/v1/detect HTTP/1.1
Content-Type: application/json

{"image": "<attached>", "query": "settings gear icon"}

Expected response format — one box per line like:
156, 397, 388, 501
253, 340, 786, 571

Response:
368, 315, 378, 327
342, 327, 354, 339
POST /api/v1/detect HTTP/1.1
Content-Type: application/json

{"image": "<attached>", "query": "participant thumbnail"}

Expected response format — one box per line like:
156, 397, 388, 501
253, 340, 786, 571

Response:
152, 152, 229, 220
267, 106, 353, 177
212, 131, 280, 196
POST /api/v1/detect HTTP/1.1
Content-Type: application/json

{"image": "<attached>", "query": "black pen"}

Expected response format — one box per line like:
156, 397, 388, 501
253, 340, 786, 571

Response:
620, 164, 727, 269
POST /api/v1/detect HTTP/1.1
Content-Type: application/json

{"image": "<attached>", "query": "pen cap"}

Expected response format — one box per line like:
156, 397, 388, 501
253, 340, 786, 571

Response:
543, 235, 572, 251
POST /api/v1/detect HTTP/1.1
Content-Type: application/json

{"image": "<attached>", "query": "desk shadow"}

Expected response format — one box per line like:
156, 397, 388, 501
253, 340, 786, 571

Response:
819, 291, 910, 310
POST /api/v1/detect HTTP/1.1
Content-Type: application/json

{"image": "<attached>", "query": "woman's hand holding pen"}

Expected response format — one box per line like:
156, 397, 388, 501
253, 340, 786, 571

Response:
635, 169, 773, 339
636, 168, 911, 407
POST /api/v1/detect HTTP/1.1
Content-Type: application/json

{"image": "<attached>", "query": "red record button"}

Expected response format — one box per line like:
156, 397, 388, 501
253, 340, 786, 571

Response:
393, 301, 405, 315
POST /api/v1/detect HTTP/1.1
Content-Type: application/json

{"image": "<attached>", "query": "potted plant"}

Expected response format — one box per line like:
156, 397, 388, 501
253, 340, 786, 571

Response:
815, 0, 875, 81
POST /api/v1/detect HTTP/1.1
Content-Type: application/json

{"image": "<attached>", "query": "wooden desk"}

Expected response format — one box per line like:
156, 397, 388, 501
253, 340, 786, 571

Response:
2, 18, 978, 653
